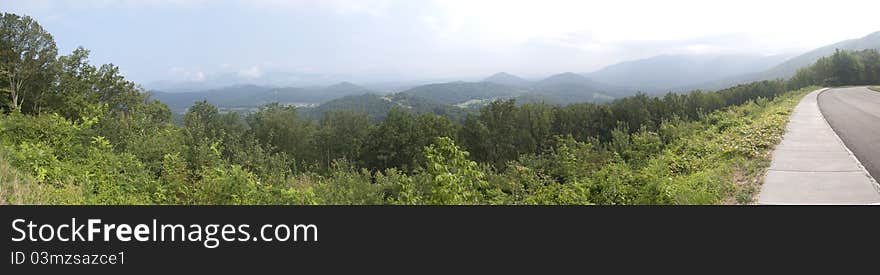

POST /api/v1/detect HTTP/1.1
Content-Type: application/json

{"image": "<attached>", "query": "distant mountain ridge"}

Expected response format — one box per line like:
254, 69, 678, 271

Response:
517, 72, 620, 104
585, 53, 793, 93
760, 31, 880, 80
483, 72, 533, 87
150, 30, 880, 118
693, 31, 880, 90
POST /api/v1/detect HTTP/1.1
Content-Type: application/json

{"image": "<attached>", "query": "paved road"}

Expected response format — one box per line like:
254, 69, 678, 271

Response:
757, 88, 880, 204
818, 87, 880, 181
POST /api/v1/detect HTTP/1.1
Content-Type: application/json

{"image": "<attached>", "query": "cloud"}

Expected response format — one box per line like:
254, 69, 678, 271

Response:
239, 0, 391, 17
7, 0, 390, 17
237, 66, 262, 79
167, 67, 206, 82
22, 0, 209, 10
10, 0, 880, 82
192, 71, 206, 81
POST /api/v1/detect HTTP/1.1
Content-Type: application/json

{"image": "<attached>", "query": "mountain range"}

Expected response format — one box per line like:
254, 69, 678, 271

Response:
148, 30, 880, 120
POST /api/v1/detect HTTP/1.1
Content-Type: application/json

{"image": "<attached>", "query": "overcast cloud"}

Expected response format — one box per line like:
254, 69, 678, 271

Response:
4, 0, 880, 84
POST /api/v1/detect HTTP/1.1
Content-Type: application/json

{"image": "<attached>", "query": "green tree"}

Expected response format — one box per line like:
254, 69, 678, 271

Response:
362, 108, 421, 171
182, 101, 226, 171
414, 113, 457, 147
247, 103, 317, 171
476, 100, 519, 169
857, 49, 880, 84
51, 47, 94, 119
0, 13, 58, 113
830, 49, 863, 85
515, 102, 556, 154
316, 110, 371, 167
424, 137, 494, 204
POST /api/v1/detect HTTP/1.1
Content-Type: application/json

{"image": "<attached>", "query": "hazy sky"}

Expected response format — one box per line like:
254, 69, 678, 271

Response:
5, 0, 880, 84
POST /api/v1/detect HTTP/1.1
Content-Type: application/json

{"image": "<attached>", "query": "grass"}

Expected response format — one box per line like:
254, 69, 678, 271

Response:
622, 86, 813, 205
869, 86, 880, 92
0, 150, 88, 205
722, 88, 813, 204
0, 151, 42, 205
726, 156, 772, 204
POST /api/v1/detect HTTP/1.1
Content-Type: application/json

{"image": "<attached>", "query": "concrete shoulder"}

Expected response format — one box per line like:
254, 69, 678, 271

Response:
757, 88, 880, 205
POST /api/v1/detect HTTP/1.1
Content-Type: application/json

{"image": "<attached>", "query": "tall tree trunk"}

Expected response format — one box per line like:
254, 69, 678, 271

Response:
12, 77, 24, 111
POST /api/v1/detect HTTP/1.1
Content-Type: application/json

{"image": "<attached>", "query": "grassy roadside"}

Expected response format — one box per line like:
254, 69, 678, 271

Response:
869, 86, 880, 92
628, 86, 814, 204
720, 87, 814, 204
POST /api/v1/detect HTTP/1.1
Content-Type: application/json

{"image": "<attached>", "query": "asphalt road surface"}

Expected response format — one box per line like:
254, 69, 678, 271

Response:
817, 87, 880, 180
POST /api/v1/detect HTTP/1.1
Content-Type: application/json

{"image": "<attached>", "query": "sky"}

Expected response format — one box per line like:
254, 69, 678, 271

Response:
4, 0, 880, 85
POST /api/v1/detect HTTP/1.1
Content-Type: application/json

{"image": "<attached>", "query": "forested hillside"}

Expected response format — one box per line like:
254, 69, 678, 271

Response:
400, 81, 525, 106
518, 72, 619, 104
302, 92, 469, 122
1, 13, 874, 205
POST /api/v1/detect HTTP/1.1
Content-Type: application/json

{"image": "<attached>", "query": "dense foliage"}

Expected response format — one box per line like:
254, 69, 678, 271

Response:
0, 13, 838, 204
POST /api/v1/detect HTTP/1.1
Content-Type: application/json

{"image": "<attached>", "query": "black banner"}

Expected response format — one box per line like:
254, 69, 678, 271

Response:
1, 206, 877, 273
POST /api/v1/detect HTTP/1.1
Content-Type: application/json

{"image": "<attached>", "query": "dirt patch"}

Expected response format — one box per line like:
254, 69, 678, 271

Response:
724, 153, 773, 205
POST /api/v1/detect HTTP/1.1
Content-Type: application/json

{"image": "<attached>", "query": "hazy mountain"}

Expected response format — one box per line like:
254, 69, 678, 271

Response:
586, 53, 793, 93
693, 31, 880, 91
151, 82, 373, 113
523, 72, 620, 104
267, 81, 372, 103
145, 71, 351, 92
534, 72, 605, 88
759, 31, 880, 80
151, 84, 272, 111
323, 81, 372, 94
400, 81, 527, 105
483, 72, 532, 87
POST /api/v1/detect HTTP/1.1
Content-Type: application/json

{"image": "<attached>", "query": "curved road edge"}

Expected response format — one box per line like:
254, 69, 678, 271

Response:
817, 87, 880, 192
